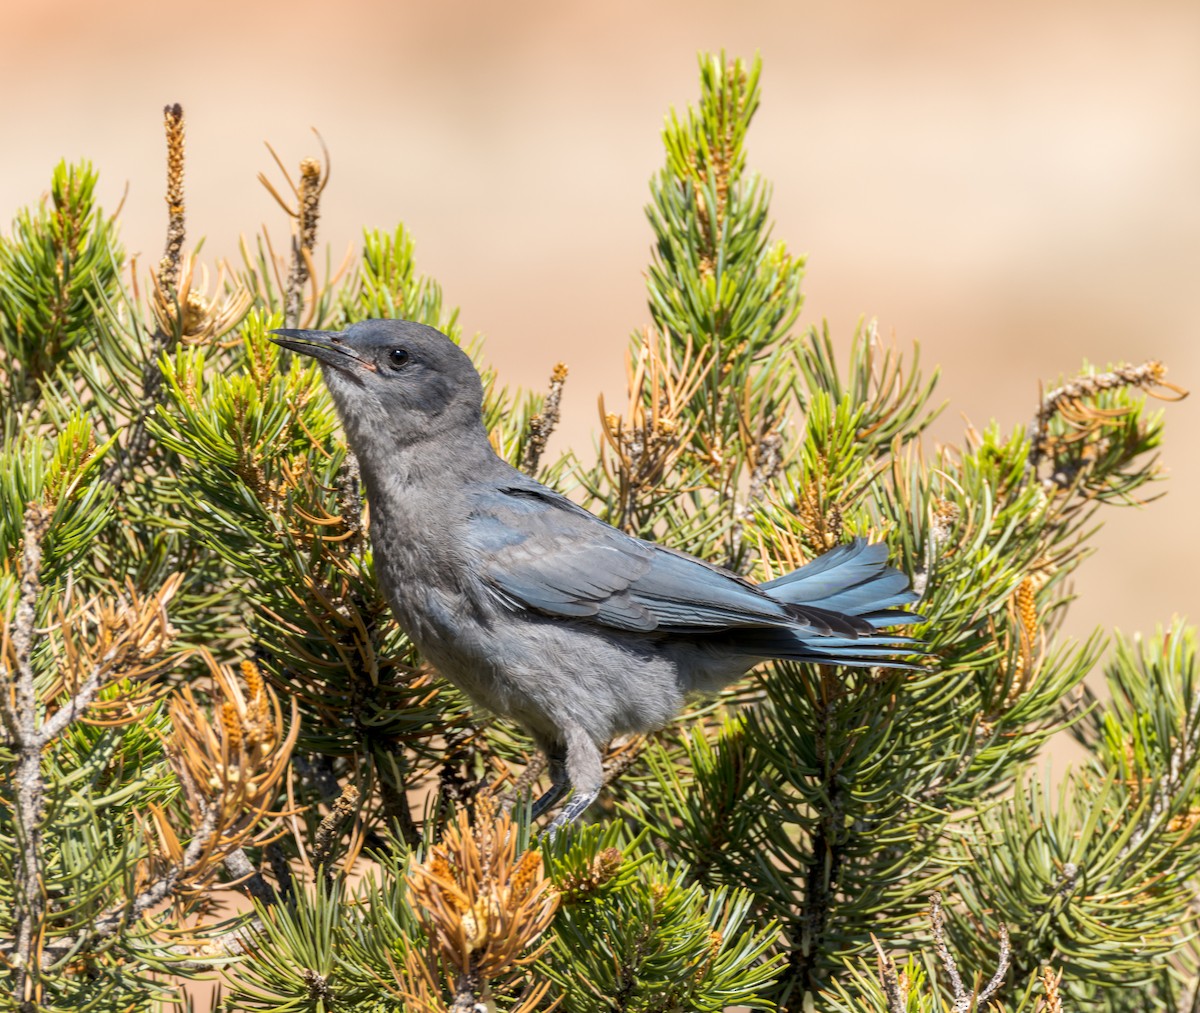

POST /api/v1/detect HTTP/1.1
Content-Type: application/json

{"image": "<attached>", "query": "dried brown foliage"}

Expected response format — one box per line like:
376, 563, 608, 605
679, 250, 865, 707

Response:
149, 255, 252, 345
151, 657, 299, 893
599, 328, 712, 527
37, 574, 183, 728
395, 794, 559, 1012
1035, 967, 1064, 1013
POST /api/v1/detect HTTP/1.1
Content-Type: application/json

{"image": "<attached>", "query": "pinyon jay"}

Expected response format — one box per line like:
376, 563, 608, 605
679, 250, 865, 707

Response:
271, 320, 922, 829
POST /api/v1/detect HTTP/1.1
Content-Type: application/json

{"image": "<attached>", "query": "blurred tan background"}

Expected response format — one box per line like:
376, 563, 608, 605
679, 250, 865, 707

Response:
3, 0, 1198, 648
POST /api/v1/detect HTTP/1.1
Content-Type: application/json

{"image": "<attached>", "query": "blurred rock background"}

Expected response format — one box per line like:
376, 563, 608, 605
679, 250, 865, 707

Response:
3, 0, 1197, 646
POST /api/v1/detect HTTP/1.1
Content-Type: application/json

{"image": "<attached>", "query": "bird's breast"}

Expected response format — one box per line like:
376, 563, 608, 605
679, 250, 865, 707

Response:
365, 494, 492, 647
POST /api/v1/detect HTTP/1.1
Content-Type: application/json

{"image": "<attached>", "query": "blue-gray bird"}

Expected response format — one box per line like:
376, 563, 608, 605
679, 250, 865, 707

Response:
271, 320, 922, 828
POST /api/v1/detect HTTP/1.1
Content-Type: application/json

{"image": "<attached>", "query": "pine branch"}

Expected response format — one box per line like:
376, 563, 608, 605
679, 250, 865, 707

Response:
6, 506, 52, 1013
1133, 674, 1200, 851
0, 813, 269, 975
86, 804, 221, 941
223, 848, 279, 906
787, 668, 845, 1007
35, 642, 131, 745
378, 754, 422, 848
0, 161, 124, 405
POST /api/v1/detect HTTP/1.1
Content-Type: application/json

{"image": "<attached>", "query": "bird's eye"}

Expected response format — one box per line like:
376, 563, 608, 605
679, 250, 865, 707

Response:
388, 347, 410, 369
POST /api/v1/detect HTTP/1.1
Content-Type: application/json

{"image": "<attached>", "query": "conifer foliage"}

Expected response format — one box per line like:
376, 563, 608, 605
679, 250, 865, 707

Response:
0, 56, 1195, 1012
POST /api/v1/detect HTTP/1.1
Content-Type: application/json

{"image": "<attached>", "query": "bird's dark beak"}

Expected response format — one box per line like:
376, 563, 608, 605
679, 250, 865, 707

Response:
269, 329, 374, 372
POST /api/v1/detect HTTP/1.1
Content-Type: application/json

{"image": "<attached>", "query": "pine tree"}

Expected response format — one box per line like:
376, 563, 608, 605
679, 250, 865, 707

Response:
0, 57, 1194, 1013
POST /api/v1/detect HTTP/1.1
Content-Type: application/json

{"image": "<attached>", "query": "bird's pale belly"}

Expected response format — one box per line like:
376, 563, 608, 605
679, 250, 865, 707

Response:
385, 578, 686, 745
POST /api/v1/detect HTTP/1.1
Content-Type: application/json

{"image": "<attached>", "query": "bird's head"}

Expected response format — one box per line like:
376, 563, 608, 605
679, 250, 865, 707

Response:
270, 320, 486, 451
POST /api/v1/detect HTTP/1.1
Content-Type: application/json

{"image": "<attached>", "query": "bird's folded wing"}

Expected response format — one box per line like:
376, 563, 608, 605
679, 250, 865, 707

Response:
468, 485, 820, 634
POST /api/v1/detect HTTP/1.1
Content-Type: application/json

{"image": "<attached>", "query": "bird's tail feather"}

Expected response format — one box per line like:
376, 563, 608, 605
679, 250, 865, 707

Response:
762, 537, 922, 625
756, 537, 925, 667
732, 626, 928, 668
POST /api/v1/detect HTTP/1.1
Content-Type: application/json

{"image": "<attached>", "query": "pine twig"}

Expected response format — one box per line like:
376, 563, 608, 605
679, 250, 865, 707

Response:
450, 971, 485, 1013
871, 935, 906, 1013
601, 734, 646, 788
36, 644, 135, 746
158, 103, 186, 295
335, 450, 364, 547
35, 575, 180, 748
745, 430, 784, 506
8, 507, 50, 743
930, 893, 1010, 1012
312, 783, 360, 878
731, 429, 783, 563
102, 102, 188, 487
975, 925, 1011, 1007
522, 363, 568, 474
303, 969, 335, 1005
1028, 359, 1187, 473
33, 818, 273, 970
265, 841, 295, 900
258, 134, 329, 330
930, 894, 967, 1003
500, 751, 547, 813
285, 158, 323, 327
378, 753, 422, 848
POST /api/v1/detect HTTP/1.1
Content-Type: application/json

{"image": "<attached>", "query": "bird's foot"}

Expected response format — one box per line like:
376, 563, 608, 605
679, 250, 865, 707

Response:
544, 786, 599, 841
530, 780, 569, 820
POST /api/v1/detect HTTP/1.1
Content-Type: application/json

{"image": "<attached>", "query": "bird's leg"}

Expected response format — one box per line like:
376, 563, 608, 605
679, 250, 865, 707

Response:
530, 746, 570, 820
546, 723, 603, 836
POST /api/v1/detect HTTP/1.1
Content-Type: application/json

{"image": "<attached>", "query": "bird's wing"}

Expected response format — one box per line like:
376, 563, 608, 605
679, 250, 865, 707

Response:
468, 484, 861, 636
